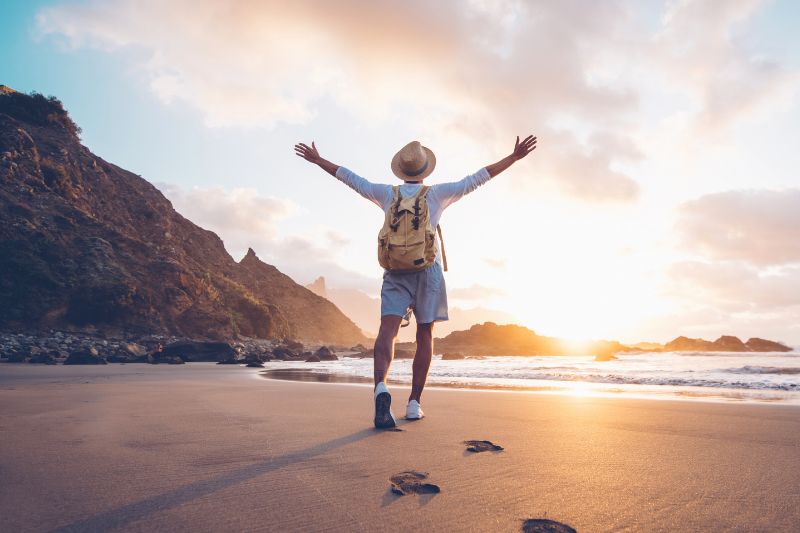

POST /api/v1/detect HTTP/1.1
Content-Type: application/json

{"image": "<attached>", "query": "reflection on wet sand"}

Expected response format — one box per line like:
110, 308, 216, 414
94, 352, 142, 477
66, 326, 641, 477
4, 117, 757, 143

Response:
260, 368, 563, 393
259, 368, 798, 404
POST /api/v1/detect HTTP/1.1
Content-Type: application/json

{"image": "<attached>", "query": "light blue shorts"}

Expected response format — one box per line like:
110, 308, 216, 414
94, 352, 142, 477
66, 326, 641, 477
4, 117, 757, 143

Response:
380, 262, 448, 324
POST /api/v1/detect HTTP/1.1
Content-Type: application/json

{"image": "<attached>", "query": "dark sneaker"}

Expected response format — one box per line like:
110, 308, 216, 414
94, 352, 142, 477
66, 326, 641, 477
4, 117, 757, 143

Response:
374, 382, 397, 429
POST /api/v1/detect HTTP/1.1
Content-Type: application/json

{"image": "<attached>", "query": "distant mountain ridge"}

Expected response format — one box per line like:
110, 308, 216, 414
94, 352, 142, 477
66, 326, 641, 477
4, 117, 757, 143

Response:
0, 86, 366, 344
663, 335, 791, 353
429, 323, 792, 357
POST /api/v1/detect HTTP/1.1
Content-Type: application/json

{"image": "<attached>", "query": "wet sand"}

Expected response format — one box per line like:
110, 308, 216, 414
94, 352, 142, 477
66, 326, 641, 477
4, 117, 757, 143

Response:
1, 364, 798, 532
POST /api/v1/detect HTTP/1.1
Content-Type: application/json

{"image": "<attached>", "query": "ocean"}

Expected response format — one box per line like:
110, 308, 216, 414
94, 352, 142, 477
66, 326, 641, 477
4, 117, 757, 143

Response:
263, 350, 800, 404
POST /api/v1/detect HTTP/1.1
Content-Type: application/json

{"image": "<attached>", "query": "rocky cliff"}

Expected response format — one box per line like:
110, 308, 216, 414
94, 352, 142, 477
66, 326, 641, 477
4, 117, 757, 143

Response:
0, 86, 367, 345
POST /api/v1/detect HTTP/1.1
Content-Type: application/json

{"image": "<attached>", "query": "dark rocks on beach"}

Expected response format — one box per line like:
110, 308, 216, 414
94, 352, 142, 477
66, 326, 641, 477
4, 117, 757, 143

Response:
281, 339, 305, 352
121, 342, 147, 357
349, 343, 368, 353
246, 361, 264, 368
28, 352, 57, 364
107, 353, 143, 363
313, 346, 338, 361
245, 353, 271, 364
216, 356, 242, 365
161, 341, 236, 362
305, 355, 321, 363
7, 351, 29, 363
64, 350, 107, 365
272, 347, 296, 360
441, 352, 465, 360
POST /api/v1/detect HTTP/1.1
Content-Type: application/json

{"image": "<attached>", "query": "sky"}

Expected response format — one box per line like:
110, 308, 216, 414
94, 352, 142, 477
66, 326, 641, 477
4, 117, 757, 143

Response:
2, 0, 800, 345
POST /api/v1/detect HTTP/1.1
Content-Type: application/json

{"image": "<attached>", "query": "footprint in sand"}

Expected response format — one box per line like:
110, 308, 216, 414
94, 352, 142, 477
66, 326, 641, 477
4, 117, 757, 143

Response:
521, 518, 577, 533
463, 440, 504, 453
389, 471, 441, 496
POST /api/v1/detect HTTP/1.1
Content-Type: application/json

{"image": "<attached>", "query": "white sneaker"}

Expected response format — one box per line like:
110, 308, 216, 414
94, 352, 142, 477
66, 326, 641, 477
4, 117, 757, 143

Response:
373, 382, 396, 429
406, 400, 425, 420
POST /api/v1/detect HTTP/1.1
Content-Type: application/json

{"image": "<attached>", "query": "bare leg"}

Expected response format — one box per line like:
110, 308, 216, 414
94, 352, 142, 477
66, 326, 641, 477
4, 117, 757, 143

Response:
374, 315, 402, 388
409, 322, 434, 403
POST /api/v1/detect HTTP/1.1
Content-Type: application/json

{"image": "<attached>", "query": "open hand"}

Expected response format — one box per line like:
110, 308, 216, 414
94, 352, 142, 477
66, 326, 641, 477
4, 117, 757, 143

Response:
294, 141, 322, 164
512, 135, 537, 160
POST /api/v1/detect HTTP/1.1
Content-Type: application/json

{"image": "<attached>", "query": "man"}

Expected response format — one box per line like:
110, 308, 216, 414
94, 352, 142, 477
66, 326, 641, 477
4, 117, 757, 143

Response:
294, 135, 537, 428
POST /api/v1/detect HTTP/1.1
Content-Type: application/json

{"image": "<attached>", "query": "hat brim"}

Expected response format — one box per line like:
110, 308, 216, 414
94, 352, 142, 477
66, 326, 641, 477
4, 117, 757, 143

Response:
391, 146, 436, 181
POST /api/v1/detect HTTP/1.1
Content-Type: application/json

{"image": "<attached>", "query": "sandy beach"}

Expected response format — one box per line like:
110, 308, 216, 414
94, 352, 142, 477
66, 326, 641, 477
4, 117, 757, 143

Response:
1, 364, 798, 532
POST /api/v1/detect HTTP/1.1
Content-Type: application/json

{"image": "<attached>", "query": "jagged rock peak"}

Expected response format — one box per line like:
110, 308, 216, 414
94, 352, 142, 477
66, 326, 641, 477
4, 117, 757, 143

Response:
242, 247, 259, 262
306, 276, 327, 298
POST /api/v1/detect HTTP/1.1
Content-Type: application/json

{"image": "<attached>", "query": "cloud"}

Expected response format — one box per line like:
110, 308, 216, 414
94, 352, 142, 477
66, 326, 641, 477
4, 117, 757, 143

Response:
676, 188, 800, 265
652, 0, 799, 134
668, 261, 800, 312
36, 0, 651, 201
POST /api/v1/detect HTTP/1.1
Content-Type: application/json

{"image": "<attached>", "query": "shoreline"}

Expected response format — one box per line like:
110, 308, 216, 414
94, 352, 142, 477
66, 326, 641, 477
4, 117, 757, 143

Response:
260, 367, 800, 406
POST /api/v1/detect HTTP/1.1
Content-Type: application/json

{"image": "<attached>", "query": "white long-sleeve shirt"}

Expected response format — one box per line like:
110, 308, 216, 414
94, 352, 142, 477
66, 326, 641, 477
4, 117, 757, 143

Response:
334, 166, 493, 264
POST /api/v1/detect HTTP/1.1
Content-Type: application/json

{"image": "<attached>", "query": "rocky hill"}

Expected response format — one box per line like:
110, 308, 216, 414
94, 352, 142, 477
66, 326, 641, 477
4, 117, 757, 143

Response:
0, 86, 367, 345
431, 323, 793, 357
664, 336, 791, 352
432, 322, 626, 357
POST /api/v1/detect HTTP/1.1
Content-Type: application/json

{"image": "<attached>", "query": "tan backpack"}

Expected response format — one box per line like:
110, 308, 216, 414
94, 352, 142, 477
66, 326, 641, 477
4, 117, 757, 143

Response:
377, 185, 448, 273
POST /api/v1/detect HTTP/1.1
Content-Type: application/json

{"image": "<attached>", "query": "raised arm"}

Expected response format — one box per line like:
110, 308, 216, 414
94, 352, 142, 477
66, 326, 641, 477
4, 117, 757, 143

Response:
294, 141, 338, 176
431, 134, 537, 209
485, 134, 537, 177
294, 141, 391, 208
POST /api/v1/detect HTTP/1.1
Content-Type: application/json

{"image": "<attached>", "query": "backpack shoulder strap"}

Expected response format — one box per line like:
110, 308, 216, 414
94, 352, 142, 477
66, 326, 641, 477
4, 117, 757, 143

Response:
437, 224, 448, 272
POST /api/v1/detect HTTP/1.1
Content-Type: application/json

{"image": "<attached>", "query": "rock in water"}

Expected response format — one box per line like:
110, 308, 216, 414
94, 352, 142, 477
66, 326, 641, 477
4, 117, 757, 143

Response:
394, 349, 415, 359
745, 338, 792, 352
313, 346, 338, 361
441, 352, 465, 360
712, 335, 748, 352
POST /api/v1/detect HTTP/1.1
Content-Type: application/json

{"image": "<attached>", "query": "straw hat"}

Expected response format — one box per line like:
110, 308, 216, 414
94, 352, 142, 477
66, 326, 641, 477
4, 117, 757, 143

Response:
390, 141, 436, 181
